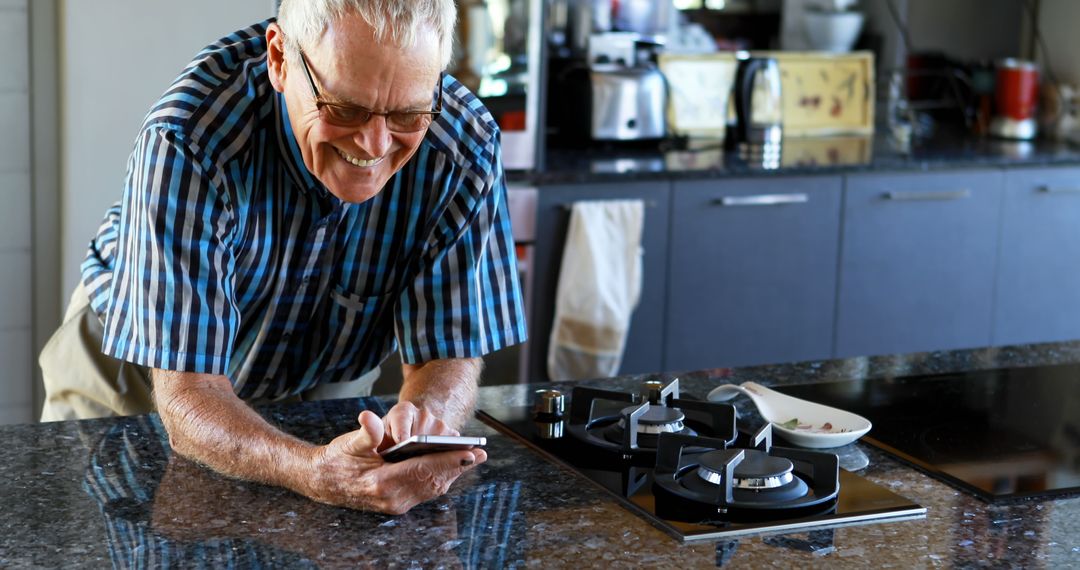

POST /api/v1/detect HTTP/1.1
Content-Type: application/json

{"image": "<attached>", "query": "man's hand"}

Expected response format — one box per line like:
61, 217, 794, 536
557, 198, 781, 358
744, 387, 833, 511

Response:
152, 369, 485, 516
399, 357, 483, 432
304, 410, 487, 514
380, 400, 459, 448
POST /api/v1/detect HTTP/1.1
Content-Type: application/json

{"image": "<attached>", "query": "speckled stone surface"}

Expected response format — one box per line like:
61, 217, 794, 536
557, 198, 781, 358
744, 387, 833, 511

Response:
3, 343, 1080, 568
509, 132, 1080, 185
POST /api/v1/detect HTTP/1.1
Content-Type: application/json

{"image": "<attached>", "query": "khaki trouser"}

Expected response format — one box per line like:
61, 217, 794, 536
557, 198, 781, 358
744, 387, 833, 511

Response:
39, 284, 380, 422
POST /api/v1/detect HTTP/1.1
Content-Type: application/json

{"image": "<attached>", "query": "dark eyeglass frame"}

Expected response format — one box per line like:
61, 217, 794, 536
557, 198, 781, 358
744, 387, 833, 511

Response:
297, 49, 442, 133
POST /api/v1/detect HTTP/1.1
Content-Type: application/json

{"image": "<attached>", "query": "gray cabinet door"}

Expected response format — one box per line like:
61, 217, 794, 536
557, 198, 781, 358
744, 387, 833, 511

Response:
994, 167, 1080, 345
836, 170, 1004, 358
527, 182, 671, 381
665, 176, 842, 372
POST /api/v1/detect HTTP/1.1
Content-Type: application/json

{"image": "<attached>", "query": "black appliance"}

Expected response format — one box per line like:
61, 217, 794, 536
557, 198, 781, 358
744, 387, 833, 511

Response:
479, 378, 925, 542
776, 363, 1080, 503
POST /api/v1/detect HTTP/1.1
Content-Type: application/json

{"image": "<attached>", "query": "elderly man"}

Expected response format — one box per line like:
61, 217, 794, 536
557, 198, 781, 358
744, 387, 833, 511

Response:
39, 0, 526, 514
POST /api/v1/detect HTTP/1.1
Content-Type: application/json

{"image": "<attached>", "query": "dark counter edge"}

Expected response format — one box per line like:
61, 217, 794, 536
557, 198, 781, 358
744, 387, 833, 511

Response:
507, 134, 1080, 186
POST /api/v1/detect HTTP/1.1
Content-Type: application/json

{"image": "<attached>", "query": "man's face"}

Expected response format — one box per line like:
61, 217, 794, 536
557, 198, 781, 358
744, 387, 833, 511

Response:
267, 13, 442, 203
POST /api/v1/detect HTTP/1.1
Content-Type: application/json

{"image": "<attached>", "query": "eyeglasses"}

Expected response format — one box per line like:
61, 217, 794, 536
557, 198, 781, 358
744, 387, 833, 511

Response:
297, 49, 442, 133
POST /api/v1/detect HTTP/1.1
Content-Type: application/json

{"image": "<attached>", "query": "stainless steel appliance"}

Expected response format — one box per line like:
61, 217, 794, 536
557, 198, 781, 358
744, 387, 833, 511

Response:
479, 377, 926, 542
589, 62, 667, 140
728, 54, 784, 168
582, 31, 667, 141
777, 363, 1080, 502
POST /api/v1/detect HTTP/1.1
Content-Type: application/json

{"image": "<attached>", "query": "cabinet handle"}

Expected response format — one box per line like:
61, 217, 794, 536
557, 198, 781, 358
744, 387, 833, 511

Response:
712, 193, 809, 207
1037, 186, 1080, 194
882, 189, 971, 201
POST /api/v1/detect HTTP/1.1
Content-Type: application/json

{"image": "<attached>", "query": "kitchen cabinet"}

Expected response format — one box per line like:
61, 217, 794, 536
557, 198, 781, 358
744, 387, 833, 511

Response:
665, 176, 842, 372
836, 170, 1004, 357
526, 181, 670, 381
993, 167, 1080, 345
524, 163, 1080, 377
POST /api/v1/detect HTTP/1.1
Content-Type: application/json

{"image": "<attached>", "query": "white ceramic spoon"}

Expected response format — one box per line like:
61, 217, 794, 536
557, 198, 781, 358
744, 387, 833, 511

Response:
706, 381, 872, 449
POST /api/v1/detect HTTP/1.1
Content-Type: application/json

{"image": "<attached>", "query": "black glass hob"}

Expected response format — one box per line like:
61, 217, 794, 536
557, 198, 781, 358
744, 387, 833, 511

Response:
478, 379, 925, 543
776, 363, 1080, 502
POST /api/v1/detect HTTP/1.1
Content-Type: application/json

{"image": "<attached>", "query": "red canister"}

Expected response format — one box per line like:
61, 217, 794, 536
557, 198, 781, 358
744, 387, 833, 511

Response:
995, 59, 1039, 121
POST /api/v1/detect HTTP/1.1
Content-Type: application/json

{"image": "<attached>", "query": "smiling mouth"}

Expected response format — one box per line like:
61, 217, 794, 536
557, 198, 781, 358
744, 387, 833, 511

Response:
335, 147, 384, 168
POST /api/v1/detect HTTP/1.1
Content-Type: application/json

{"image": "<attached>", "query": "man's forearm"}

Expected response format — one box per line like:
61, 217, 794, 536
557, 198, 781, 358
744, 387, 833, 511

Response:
151, 369, 317, 494
152, 368, 485, 513
399, 357, 482, 430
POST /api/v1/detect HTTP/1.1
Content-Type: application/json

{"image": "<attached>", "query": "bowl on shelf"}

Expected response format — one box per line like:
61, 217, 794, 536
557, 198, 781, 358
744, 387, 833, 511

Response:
803, 9, 865, 53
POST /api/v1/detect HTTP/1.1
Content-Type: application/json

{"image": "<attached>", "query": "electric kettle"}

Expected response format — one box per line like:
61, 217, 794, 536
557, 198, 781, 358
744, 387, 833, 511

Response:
727, 54, 783, 167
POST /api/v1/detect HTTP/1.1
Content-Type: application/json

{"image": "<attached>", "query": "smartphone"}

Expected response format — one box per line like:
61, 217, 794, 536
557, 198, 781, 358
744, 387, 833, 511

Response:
379, 435, 487, 462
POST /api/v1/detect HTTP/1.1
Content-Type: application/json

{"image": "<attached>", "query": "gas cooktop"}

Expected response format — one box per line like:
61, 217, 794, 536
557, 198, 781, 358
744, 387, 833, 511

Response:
478, 378, 926, 542
776, 363, 1080, 502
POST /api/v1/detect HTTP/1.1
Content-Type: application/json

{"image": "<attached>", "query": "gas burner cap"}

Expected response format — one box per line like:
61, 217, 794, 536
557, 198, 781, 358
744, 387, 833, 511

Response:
697, 449, 795, 489
618, 405, 686, 434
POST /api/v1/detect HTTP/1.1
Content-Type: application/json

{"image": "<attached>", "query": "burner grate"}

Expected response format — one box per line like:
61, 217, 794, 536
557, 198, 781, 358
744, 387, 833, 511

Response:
653, 424, 840, 522
566, 378, 738, 461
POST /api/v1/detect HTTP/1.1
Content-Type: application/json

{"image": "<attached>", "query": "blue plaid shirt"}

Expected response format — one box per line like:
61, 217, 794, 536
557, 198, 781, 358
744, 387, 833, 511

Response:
81, 21, 527, 400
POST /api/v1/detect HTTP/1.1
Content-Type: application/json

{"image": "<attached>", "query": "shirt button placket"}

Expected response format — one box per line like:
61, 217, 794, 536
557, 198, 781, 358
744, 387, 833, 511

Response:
298, 223, 328, 292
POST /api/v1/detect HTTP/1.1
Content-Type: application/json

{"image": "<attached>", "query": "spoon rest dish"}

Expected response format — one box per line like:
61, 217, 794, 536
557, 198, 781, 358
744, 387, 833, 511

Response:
707, 381, 872, 448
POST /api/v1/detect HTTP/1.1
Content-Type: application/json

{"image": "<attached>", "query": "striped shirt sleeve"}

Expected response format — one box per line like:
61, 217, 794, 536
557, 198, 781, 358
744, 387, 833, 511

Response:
99, 125, 239, 375
396, 146, 528, 364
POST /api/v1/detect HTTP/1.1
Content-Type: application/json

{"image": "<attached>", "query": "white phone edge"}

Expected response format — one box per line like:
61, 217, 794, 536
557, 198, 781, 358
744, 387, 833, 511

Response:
379, 434, 487, 458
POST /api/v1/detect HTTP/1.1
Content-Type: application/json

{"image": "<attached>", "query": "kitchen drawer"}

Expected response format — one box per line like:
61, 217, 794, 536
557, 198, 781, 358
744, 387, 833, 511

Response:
836, 170, 1004, 357
994, 167, 1080, 345
665, 175, 842, 371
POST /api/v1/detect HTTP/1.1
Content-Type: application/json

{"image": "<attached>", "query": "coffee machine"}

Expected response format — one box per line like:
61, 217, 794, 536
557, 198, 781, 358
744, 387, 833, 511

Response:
545, 4, 669, 145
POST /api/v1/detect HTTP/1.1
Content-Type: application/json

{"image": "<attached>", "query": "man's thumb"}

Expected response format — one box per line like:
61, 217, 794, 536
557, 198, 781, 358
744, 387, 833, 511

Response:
339, 410, 385, 457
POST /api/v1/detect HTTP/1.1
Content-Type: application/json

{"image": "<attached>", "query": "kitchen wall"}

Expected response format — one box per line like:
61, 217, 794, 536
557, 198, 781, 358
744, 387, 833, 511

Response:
1031, 0, 1080, 85
0, 0, 32, 425
861, 0, 1026, 71
906, 0, 1023, 61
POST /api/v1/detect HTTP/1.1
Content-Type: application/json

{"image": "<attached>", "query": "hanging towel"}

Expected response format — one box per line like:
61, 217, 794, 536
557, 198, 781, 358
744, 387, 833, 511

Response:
547, 200, 645, 381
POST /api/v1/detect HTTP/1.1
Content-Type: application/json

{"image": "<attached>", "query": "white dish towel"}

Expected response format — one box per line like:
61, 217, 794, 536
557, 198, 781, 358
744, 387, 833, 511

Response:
547, 200, 645, 381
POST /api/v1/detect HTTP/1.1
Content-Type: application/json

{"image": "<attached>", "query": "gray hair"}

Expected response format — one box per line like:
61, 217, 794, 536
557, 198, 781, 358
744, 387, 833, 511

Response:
277, 0, 457, 70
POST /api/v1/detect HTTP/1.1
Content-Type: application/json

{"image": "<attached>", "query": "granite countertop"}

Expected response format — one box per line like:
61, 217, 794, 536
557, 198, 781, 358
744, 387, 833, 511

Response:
510, 130, 1080, 186
3, 343, 1080, 568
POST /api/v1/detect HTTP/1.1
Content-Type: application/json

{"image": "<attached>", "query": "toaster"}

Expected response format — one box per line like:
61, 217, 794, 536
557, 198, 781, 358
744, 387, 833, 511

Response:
589, 64, 667, 141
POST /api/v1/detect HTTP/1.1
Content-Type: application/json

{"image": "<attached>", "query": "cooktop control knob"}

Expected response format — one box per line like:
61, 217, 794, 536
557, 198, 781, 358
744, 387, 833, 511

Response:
533, 389, 566, 439
642, 380, 665, 404
534, 389, 566, 418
